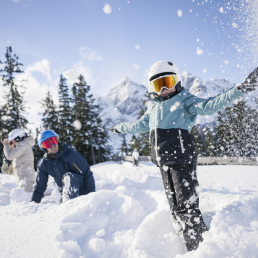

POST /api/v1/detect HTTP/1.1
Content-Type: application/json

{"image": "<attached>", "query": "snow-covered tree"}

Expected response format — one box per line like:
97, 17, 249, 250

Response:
0, 46, 28, 137
71, 75, 111, 165
58, 75, 73, 145
39, 91, 59, 133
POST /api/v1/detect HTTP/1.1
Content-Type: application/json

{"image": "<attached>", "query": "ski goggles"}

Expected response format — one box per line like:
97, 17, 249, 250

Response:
41, 136, 59, 149
149, 74, 179, 93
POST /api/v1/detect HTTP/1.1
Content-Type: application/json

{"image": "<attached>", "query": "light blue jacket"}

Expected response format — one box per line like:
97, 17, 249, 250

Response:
116, 87, 247, 134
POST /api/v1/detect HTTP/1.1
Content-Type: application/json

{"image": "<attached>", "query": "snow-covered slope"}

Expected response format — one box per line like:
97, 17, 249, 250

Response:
0, 163, 258, 258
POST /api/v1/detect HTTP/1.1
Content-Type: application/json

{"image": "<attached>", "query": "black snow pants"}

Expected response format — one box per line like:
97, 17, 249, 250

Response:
160, 164, 208, 251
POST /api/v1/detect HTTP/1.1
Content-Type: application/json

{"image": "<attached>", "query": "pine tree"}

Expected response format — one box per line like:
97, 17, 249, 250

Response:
58, 75, 73, 145
39, 91, 59, 133
190, 125, 206, 156
0, 46, 28, 136
203, 126, 216, 156
120, 135, 128, 154
71, 75, 111, 164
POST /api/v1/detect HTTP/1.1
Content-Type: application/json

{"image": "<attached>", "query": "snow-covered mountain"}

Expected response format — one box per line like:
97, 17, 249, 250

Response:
96, 72, 256, 152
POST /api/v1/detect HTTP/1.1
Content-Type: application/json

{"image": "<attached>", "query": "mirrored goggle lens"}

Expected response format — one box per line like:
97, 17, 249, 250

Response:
150, 75, 178, 93
41, 136, 59, 148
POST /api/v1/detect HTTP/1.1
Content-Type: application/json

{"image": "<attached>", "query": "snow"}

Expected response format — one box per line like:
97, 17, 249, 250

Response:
103, 4, 112, 14
1, 162, 258, 257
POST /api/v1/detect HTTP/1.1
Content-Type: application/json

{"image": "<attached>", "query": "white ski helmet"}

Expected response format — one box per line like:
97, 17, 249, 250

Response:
148, 60, 182, 93
8, 128, 27, 142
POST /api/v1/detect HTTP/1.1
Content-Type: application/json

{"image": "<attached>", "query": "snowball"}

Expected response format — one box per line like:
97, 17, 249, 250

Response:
177, 9, 183, 17
197, 49, 203, 55
73, 120, 82, 130
103, 4, 112, 14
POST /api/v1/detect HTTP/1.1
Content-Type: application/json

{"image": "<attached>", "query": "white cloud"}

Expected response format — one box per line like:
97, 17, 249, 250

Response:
177, 9, 183, 17
26, 59, 52, 82
103, 4, 112, 14
78, 47, 102, 61
132, 64, 140, 70
203, 68, 207, 74
135, 45, 140, 50
197, 48, 203, 55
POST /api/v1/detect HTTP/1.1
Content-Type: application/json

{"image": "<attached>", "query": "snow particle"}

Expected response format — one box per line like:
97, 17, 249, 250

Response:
135, 45, 140, 50
197, 48, 203, 55
177, 9, 183, 17
73, 120, 82, 130
197, 39, 200, 42
103, 4, 112, 14
220, 7, 223, 13
232, 22, 238, 29
203, 68, 207, 74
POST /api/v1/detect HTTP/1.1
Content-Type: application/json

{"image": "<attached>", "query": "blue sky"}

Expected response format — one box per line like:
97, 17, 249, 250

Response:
0, 0, 258, 130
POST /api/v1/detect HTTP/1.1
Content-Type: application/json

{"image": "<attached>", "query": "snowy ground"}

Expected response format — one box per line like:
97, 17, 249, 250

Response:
0, 162, 258, 258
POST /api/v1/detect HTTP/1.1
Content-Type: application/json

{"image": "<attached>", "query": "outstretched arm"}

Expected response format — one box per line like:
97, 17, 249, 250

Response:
185, 67, 258, 117
111, 107, 151, 134
184, 87, 247, 117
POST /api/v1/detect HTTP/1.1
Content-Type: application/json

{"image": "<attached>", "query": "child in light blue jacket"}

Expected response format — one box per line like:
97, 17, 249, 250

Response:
110, 60, 258, 251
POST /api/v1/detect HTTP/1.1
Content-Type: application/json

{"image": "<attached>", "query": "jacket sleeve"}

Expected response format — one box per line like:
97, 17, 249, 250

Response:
4, 144, 25, 160
31, 161, 49, 203
116, 107, 151, 134
184, 87, 248, 117
68, 150, 95, 194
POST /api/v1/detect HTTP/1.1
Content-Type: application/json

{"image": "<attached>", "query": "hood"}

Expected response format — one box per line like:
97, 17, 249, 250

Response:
23, 136, 36, 147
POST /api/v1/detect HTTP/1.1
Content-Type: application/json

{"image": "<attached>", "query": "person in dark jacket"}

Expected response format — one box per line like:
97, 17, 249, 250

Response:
109, 60, 258, 251
31, 130, 95, 204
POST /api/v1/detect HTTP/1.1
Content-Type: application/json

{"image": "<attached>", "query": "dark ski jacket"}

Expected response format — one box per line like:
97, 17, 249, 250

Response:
116, 86, 247, 167
31, 144, 95, 203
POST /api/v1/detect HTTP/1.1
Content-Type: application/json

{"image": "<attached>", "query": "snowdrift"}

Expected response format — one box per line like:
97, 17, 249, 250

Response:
1, 162, 258, 258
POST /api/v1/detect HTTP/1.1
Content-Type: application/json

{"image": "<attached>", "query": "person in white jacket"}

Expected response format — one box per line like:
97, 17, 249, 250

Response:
1, 128, 36, 192
132, 149, 139, 166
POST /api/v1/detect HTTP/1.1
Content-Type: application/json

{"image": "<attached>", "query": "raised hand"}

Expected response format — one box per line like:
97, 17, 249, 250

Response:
236, 67, 258, 92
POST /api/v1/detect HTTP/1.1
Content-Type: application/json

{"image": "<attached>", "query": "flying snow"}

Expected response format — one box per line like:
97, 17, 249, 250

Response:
177, 9, 183, 17
220, 7, 224, 13
73, 120, 82, 130
203, 68, 207, 74
135, 45, 140, 50
103, 4, 112, 14
197, 48, 203, 55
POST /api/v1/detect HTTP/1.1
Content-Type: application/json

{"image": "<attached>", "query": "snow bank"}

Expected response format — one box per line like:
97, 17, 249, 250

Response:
1, 163, 258, 258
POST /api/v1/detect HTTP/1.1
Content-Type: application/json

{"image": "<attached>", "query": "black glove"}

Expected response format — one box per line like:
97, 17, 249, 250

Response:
236, 67, 258, 92
109, 127, 122, 134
